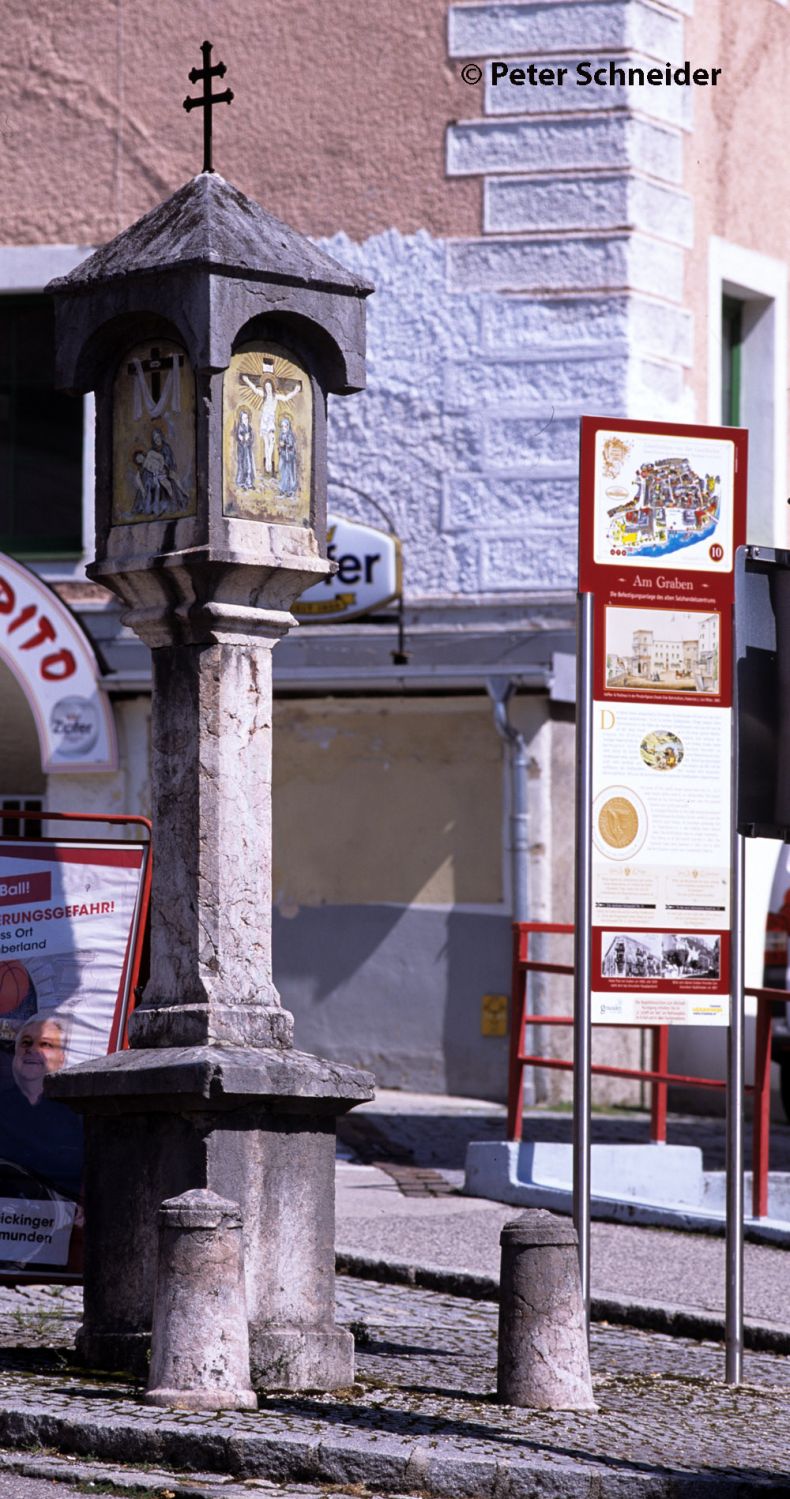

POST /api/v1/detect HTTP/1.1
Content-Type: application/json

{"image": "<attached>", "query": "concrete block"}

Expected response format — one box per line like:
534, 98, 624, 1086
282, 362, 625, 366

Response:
447, 115, 683, 183
442, 475, 578, 532
623, 232, 689, 297
444, 350, 629, 410
484, 173, 694, 246
484, 55, 692, 130
482, 293, 631, 352
480, 531, 579, 590
448, 0, 684, 62
448, 232, 684, 300
627, 381, 695, 425
631, 174, 695, 241
444, 534, 486, 596
551, 651, 577, 702
465, 1140, 706, 1205
497, 1211, 596, 1410
483, 414, 581, 466
481, 293, 691, 366
629, 295, 693, 364
441, 413, 487, 468
480, 293, 690, 367
632, 355, 688, 405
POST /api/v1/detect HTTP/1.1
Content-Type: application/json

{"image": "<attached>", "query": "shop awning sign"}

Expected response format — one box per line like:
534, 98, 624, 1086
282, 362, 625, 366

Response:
0, 553, 117, 773
293, 516, 401, 622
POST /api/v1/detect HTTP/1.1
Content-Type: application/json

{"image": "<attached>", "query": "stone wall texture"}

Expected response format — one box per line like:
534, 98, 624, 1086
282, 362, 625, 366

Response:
317, 0, 694, 605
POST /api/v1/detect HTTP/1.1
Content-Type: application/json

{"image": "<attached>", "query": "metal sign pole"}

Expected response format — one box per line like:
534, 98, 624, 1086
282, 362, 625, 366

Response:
725, 824, 745, 1383
573, 591, 594, 1325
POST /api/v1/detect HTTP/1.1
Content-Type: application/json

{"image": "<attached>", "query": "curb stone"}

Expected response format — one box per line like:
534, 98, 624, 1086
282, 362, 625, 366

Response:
0, 1452, 245, 1496
0, 1403, 788, 1499
335, 1249, 790, 1352
0, 1448, 427, 1497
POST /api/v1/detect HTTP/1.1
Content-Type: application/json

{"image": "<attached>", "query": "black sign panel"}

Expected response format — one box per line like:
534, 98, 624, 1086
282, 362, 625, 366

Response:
734, 544, 790, 838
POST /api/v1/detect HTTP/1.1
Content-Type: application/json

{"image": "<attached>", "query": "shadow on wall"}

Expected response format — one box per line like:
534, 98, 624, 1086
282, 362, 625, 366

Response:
273, 904, 512, 1101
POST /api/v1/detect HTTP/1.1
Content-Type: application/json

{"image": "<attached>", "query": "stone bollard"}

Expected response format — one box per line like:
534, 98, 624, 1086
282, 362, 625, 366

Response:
497, 1209, 597, 1411
145, 1189, 257, 1410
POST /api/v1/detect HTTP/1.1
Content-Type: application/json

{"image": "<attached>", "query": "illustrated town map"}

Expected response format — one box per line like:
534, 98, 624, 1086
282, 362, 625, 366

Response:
593, 430, 734, 570
606, 456, 719, 558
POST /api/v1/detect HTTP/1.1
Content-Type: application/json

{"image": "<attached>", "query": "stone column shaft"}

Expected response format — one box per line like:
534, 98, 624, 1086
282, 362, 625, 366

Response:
131, 631, 292, 1049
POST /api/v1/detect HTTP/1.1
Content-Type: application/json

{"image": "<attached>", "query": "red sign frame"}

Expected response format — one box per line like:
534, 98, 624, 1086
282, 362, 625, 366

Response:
579, 416, 748, 1027
580, 415, 748, 708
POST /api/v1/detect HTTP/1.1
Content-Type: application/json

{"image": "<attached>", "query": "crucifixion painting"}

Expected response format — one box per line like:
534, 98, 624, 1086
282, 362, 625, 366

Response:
223, 342, 312, 524
112, 341, 196, 525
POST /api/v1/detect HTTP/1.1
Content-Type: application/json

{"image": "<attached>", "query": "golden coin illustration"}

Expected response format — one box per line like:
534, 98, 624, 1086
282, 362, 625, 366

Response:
598, 796, 639, 850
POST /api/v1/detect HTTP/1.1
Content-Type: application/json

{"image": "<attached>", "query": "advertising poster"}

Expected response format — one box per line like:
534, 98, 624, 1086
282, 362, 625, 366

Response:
579, 417, 748, 1026
0, 839, 148, 1276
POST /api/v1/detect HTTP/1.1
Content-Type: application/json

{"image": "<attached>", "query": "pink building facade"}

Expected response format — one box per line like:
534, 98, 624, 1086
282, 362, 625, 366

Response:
0, 0, 786, 1100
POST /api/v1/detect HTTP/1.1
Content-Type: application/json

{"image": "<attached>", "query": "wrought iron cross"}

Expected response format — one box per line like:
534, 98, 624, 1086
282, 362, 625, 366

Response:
183, 41, 234, 174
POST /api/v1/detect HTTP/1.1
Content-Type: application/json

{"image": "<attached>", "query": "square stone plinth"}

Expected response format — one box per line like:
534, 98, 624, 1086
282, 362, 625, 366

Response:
47, 1046, 374, 1390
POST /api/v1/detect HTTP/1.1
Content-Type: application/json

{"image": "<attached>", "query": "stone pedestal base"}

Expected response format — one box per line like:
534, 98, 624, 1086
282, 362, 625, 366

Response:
47, 1045, 373, 1391
77, 1322, 356, 1391
76, 1327, 149, 1375
251, 1326, 355, 1391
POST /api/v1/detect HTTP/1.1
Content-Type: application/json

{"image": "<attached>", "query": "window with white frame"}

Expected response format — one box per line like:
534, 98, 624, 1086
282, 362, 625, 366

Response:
709, 239, 788, 548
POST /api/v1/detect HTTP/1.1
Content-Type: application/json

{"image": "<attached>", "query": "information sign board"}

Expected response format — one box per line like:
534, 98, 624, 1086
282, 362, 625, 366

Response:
0, 838, 149, 1276
579, 417, 748, 1026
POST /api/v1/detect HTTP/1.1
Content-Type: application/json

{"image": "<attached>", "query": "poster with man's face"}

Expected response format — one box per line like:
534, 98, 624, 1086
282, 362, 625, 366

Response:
0, 840, 148, 1275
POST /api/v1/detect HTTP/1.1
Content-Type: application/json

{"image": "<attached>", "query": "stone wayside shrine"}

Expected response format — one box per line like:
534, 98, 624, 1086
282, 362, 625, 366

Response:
45, 49, 375, 1391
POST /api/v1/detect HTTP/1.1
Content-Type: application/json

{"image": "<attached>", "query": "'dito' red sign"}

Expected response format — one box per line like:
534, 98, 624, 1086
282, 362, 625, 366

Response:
0, 839, 149, 1277
578, 416, 747, 1027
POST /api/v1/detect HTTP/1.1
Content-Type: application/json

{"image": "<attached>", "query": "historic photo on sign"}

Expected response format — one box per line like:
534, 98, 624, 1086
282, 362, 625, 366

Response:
601, 931, 720, 981
593, 428, 735, 572
605, 607, 720, 696
223, 341, 312, 524
112, 341, 196, 525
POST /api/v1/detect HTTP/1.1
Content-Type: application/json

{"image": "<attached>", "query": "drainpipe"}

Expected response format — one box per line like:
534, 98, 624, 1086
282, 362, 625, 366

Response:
488, 679, 535, 1107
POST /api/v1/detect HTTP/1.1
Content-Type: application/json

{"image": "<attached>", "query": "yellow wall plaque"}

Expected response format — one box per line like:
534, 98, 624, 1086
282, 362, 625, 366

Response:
481, 993, 509, 1037
112, 341, 196, 525
223, 341, 312, 524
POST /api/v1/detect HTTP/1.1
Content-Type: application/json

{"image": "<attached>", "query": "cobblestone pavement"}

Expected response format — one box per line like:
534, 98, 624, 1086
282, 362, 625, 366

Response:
0, 1280, 790, 1493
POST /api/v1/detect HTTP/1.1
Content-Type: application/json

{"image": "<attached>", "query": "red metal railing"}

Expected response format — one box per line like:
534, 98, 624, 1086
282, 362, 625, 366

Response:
508, 920, 780, 1220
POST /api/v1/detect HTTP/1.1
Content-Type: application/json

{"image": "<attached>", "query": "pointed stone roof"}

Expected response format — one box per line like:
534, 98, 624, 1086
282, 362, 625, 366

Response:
50, 173, 373, 297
